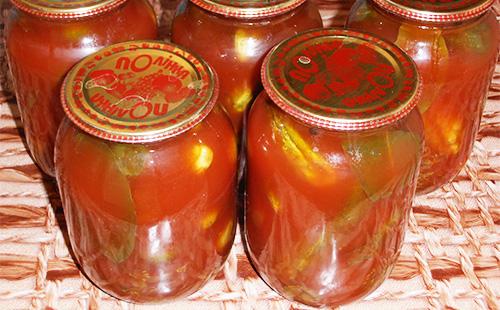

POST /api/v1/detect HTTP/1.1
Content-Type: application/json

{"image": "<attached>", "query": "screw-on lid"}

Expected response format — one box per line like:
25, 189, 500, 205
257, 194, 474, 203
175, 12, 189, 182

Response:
189, 0, 306, 19
61, 41, 218, 143
262, 28, 421, 131
11, 0, 128, 19
371, 0, 495, 23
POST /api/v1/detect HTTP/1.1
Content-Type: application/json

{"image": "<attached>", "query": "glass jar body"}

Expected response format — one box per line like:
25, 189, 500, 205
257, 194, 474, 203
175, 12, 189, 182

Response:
346, 0, 499, 193
54, 107, 237, 303
171, 1, 322, 134
4, 0, 158, 176
244, 92, 424, 307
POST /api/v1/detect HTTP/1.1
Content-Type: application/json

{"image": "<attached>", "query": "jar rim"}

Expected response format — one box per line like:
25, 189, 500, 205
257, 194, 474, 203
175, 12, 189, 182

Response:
261, 28, 422, 131
189, 0, 306, 19
61, 41, 219, 143
10, 0, 128, 19
371, 0, 495, 23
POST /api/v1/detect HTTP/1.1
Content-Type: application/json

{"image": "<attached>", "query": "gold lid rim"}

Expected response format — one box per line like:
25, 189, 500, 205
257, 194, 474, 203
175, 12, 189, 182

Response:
61, 40, 219, 143
371, 0, 496, 23
261, 28, 422, 131
11, 0, 128, 19
189, 0, 306, 19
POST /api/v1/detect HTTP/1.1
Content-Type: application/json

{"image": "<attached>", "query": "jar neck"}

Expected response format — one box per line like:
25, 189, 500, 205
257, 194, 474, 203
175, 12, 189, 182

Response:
369, 0, 490, 29
190, 0, 307, 20
11, 0, 129, 21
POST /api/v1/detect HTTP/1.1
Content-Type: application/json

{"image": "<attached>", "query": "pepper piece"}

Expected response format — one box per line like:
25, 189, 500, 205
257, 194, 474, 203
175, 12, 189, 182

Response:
72, 133, 136, 263
342, 130, 421, 201
395, 25, 449, 114
271, 111, 334, 184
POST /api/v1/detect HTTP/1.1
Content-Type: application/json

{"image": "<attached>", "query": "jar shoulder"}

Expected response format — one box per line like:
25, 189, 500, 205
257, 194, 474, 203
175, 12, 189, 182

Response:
4, 0, 157, 49
347, 2, 499, 62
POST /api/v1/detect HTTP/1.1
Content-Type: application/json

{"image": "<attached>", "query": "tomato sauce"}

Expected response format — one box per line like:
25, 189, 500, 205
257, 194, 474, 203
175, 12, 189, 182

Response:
347, 0, 499, 193
245, 29, 424, 307
171, 0, 322, 134
55, 41, 237, 302
4, 0, 158, 176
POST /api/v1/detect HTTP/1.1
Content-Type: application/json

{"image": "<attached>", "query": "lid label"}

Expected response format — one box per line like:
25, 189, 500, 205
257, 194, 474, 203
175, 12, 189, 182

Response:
286, 42, 398, 108
62, 41, 217, 142
83, 65, 197, 121
89, 93, 172, 120
262, 29, 420, 130
115, 54, 193, 80
72, 45, 210, 123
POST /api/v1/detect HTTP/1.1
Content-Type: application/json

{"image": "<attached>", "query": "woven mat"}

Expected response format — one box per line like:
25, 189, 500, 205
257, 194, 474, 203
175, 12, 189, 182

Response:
0, 1, 499, 309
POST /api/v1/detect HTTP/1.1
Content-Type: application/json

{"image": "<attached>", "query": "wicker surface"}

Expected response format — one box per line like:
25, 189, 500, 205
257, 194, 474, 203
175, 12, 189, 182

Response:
0, 1, 499, 309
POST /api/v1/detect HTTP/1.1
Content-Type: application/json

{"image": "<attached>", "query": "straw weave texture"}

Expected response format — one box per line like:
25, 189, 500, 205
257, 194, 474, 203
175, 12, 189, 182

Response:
0, 0, 499, 309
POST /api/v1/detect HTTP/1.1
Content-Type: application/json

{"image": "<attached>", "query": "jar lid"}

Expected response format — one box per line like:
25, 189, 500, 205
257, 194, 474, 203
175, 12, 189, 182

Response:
61, 41, 218, 143
189, 0, 306, 19
262, 28, 421, 131
11, 0, 127, 19
371, 0, 495, 23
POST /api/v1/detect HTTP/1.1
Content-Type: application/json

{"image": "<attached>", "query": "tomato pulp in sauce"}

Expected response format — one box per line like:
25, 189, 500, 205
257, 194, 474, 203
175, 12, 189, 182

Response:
4, 0, 158, 177
55, 41, 237, 302
171, 0, 322, 134
347, 0, 499, 193
245, 29, 424, 307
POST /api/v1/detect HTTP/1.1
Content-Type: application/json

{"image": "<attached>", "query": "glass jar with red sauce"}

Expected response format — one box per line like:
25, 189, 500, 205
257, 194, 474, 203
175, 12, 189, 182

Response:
55, 41, 237, 302
245, 29, 424, 307
4, 0, 158, 177
171, 0, 322, 134
346, 0, 499, 193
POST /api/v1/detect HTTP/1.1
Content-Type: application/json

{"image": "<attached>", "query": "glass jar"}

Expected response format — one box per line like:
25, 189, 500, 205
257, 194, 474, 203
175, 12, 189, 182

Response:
55, 41, 237, 302
171, 0, 322, 134
346, 0, 499, 193
245, 29, 424, 307
4, 0, 158, 177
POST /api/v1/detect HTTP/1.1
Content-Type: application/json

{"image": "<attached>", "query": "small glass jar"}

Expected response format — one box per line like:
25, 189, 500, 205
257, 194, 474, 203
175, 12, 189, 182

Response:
4, 0, 158, 177
55, 41, 237, 302
346, 0, 499, 193
245, 29, 424, 307
171, 0, 322, 134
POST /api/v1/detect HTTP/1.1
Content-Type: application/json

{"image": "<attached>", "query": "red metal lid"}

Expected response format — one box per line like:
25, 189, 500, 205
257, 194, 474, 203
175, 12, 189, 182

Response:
371, 0, 495, 23
262, 28, 421, 131
189, 0, 306, 19
61, 41, 218, 143
10, 0, 127, 19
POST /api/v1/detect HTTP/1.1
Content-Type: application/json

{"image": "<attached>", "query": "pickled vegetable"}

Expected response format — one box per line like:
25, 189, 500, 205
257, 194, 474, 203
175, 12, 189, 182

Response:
245, 94, 422, 307
171, 1, 322, 134
346, 0, 500, 193
55, 42, 238, 302
342, 130, 421, 200
4, 0, 157, 176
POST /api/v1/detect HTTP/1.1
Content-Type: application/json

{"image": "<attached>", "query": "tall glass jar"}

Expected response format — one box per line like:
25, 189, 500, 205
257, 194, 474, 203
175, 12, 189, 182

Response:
4, 0, 158, 177
171, 0, 322, 134
346, 0, 499, 193
55, 41, 237, 302
245, 29, 424, 307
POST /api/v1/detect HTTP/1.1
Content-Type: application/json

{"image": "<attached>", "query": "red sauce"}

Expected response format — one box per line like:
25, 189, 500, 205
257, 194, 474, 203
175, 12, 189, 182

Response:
245, 29, 424, 307
55, 41, 237, 302
4, 0, 158, 176
347, 0, 499, 193
171, 0, 322, 134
